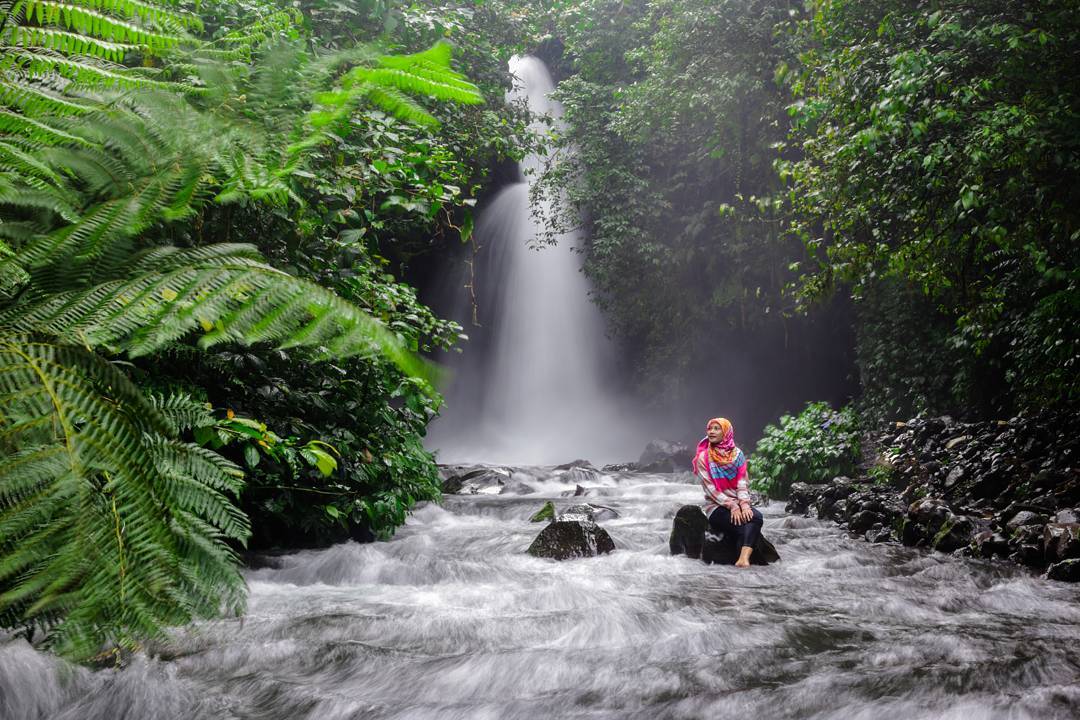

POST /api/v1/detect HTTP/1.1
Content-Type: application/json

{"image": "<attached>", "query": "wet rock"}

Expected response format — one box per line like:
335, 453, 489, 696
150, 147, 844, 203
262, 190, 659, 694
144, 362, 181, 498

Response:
785, 482, 826, 515
911, 497, 950, 533
944, 465, 966, 489
500, 479, 536, 495
669, 505, 708, 559
1005, 510, 1046, 533
554, 460, 595, 471
559, 503, 618, 522
588, 504, 620, 521
1043, 523, 1080, 563
848, 509, 884, 535
702, 531, 779, 566
973, 530, 1010, 558
558, 504, 597, 523
820, 498, 848, 522
530, 501, 555, 523
564, 466, 600, 485
601, 462, 637, 473
573, 484, 590, 497
637, 439, 693, 473
1055, 508, 1080, 524
440, 466, 510, 494
1045, 559, 1080, 582
865, 525, 894, 543
945, 435, 972, 451
527, 520, 615, 560
931, 515, 977, 553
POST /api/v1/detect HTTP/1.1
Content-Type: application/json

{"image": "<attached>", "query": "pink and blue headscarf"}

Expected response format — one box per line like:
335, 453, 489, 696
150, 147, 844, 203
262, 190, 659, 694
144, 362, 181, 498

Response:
693, 417, 747, 492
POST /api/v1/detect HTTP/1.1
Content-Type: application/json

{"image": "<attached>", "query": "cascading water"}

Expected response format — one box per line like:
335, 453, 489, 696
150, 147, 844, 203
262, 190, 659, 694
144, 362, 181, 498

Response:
5, 468, 1080, 719
425, 57, 649, 466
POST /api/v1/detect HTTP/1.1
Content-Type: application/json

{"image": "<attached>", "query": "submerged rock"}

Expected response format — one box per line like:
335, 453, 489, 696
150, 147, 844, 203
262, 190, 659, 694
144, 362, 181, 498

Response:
527, 520, 615, 560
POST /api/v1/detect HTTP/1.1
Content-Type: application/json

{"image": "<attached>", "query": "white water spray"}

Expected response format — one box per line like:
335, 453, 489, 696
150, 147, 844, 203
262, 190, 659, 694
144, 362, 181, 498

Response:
426, 57, 648, 466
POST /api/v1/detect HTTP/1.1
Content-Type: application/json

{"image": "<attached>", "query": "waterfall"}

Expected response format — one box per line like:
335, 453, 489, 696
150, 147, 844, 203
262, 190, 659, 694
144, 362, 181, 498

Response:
426, 57, 648, 466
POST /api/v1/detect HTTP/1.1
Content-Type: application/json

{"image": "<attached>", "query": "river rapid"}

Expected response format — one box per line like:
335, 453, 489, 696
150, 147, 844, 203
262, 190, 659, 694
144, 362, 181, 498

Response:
3, 467, 1080, 720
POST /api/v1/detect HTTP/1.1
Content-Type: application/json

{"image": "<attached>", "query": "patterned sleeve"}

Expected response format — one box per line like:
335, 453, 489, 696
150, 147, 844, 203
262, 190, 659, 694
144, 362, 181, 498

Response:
698, 452, 739, 510
736, 460, 751, 505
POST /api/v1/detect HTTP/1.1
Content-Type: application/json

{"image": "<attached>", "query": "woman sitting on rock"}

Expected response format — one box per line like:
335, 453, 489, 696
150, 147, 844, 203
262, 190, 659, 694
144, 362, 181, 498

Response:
693, 417, 763, 568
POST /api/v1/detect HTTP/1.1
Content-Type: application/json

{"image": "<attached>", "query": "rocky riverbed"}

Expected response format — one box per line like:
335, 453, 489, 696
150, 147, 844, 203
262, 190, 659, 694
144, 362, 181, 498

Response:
4, 462, 1080, 719
784, 410, 1080, 582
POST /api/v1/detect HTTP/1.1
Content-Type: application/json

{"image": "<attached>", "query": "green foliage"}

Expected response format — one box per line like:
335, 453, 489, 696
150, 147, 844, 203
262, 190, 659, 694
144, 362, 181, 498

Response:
0, 0, 515, 661
782, 0, 1080, 414
0, 339, 248, 661
530, 500, 555, 523
750, 402, 860, 497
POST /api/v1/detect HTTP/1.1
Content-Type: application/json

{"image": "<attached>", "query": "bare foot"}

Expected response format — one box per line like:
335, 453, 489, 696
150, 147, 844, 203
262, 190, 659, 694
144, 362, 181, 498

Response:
735, 547, 753, 568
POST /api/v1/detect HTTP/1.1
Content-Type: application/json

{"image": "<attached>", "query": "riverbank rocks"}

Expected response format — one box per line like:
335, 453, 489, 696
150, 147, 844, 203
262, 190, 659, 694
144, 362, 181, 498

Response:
527, 520, 615, 560
669, 504, 780, 566
779, 409, 1080, 581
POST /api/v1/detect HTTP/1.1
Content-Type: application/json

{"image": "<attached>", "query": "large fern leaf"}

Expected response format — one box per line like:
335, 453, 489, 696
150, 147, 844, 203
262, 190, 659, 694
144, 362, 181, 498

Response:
0, 245, 427, 376
0, 337, 248, 660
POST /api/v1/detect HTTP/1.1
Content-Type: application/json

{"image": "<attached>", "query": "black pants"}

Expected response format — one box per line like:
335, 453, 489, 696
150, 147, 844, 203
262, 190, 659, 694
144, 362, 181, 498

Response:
708, 506, 764, 549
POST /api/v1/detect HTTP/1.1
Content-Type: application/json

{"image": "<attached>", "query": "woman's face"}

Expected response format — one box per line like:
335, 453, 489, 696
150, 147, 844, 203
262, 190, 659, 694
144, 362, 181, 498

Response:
707, 422, 725, 444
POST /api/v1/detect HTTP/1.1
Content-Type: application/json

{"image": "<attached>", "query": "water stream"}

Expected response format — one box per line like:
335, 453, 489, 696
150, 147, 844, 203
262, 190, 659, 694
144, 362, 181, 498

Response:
4, 467, 1079, 719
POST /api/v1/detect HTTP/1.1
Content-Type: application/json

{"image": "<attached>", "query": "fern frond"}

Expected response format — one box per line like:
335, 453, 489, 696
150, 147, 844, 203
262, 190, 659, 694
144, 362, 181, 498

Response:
148, 392, 214, 433
0, 245, 425, 375
0, 78, 96, 116
0, 337, 248, 660
7, 26, 138, 62
350, 67, 483, 106
0, 108, 89, 146
359, 84, 440, 129
11, 2, 185, 53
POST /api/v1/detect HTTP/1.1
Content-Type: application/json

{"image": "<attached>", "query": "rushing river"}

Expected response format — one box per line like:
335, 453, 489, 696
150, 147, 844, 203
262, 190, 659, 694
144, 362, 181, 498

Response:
3, 468, 1080, 720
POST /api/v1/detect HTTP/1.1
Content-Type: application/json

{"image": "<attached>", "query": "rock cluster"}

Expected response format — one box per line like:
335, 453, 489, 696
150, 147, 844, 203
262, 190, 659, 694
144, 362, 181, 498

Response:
784, 410, 1080, 581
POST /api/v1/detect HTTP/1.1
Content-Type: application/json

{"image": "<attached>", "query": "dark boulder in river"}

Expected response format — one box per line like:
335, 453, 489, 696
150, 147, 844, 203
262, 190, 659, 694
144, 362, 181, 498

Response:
669, 505, 708, 558
669, 504, 779, 565
701, 531, 780, 566
527, 520, 615, 560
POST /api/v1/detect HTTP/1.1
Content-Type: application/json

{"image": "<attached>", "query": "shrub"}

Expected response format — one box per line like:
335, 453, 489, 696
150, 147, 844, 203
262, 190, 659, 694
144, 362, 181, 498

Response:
750, 402, 860, 497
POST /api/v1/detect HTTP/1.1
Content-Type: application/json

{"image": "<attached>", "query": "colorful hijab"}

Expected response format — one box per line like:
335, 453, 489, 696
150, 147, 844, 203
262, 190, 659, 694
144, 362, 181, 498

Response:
693, 417, 747, 492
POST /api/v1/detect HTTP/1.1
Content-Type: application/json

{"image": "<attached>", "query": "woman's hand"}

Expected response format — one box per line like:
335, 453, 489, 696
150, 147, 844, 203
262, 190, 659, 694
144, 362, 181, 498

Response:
731, 505, 751, 525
